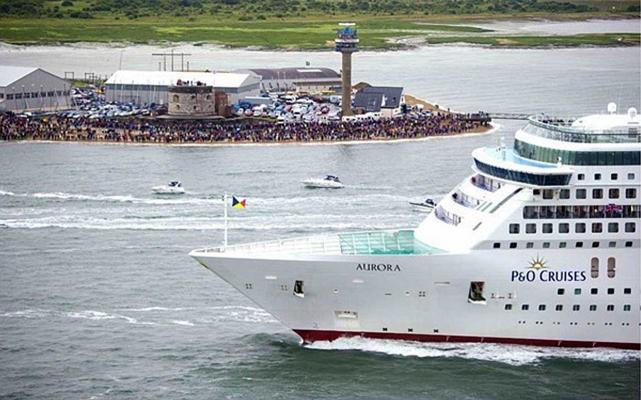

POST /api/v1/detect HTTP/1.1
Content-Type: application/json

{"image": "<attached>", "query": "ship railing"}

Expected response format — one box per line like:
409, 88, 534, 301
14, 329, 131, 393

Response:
526, 117, 641, 143
195, 229, 443, 256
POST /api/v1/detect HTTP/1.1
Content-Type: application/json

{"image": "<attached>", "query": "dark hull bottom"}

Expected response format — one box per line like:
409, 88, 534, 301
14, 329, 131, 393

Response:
294, 329, 641, 350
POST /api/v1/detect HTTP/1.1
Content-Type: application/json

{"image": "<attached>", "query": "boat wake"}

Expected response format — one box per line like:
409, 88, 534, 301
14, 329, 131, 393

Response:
0, 190, 218, 205
305, 337, 640, 366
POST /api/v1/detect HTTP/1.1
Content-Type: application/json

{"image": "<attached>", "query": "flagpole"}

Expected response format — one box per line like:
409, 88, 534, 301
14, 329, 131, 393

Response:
223, 191, 228, 250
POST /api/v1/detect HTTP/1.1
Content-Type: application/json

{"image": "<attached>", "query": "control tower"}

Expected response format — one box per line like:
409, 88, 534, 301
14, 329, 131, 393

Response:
334, 23, 359, 117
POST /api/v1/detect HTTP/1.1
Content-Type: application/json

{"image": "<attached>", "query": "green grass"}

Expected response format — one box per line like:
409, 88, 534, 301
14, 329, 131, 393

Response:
0, 13, 638, 49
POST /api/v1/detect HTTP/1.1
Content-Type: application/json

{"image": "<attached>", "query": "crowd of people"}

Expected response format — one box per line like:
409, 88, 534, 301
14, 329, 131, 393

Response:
0, 112, 490, 144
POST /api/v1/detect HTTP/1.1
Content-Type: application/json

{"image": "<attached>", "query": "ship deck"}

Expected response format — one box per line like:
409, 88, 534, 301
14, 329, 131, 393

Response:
193, 229, 445, 257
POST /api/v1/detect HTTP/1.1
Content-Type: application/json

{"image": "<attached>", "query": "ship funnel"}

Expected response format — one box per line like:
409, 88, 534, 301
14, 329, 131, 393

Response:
607, 102, 617, 114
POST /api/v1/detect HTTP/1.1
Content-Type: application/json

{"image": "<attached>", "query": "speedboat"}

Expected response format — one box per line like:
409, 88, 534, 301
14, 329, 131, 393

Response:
302, 175, 344, 189
152, 181, 185, 195
409, 198, 436, 213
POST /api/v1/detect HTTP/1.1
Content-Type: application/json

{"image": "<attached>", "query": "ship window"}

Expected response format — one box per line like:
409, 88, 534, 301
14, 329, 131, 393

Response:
509, 223, 520, 234
555, 304, 563, 311
468, 282, 486, 303
608, 188, 619, 199
592, 241, 600, 248
559, 242, 567, 248
591, 288, 598, 295
521, 304, 529, 311
625, 188, 637, 198
590, 205, 605, 218
623, 305, 631, 311
589, 305, 597, 311
576, 189, 586, 199
625, 222, 636, 233
526, 223, 536, 233
575, 223, 586, 233
608, 241, 616, 248
538, 304, 546, 311
608, 223, 619, 233
526, 242, 534, 248
606, 305, 614, 311
543, 189, 554, 199
557, 205, 571, 218
509, 242, 517, 249
591, 223, 602, 233
607, 258, 616, 278
293, 280, 304, 297
418, 291, 426, 297
574, 288, 581, 295
493, 242, 501, 249
624, 288, 631, 294
541, 206, 555, 218
628, 173, 635, 180
591, 258, 599, 278
557, 288, 565, 295
592, 188, 603, 199
543, 242, 550, 248
559, 189, 570, 199
573, 304, 580, 311
244, 283, 253, 289
523, 206, 539, 219
578, 174, 585, 180
594, 173, 602, 181
559, 223, 569, 233
533, 189, 541, 196
542, 223, 553, 234
607, 288, 614, 295
625, 241, 632, 247
576, 242, 583, 248
505, 304, 512, 310
611, 173, 618, 180
574, 205, 588, 218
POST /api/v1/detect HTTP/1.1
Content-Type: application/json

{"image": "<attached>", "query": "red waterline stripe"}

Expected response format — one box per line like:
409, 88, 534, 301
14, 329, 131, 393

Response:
294, 329, 640, 350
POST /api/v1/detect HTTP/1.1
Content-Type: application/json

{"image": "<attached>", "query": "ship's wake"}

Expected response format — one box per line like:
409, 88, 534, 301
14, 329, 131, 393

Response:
305, 337, 639, 366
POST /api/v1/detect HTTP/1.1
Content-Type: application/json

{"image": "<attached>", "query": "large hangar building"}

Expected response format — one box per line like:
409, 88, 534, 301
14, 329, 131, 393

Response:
105, 70, 260, 106
239, 67, 341, 94
0, 66, 72, 112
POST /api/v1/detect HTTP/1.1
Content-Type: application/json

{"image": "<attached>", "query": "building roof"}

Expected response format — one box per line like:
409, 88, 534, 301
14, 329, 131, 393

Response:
0, 65, 38, 87
242, 67, 340, 81
354, 86, 404, 111
353, 92, 383, 113
105, 70, 258, 89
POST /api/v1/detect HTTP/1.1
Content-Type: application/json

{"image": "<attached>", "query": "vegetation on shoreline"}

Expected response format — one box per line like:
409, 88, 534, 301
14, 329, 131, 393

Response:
0, 0, 638, 49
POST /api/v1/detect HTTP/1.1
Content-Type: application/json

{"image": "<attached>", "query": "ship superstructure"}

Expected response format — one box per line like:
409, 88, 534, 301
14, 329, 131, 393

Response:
191, 105, 641, 349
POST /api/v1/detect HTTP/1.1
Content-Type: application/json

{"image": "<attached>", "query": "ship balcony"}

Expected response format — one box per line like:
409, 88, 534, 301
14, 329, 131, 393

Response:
472, 146, 573, 187
192, 229, 445, 257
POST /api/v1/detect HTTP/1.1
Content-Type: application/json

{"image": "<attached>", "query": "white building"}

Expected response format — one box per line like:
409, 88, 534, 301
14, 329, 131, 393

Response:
105, 70, 260, 106
0, 66, 72, 112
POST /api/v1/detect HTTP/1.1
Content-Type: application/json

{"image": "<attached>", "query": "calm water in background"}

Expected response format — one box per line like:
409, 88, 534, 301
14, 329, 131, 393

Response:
1, 22, 641, 398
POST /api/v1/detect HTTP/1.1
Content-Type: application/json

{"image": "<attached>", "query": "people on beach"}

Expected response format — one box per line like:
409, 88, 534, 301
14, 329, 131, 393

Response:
0, 112, 489, 144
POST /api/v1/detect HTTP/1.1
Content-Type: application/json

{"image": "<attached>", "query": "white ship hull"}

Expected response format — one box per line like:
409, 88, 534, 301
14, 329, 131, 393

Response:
191, 244, 640, 349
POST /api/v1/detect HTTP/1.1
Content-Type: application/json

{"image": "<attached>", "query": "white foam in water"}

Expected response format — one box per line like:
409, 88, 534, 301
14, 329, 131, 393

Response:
170, 320, 195, 326
306, 337, 640, 366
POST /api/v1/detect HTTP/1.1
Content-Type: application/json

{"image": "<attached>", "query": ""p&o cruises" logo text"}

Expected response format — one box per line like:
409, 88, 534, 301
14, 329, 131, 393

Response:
510, 255, 587, 282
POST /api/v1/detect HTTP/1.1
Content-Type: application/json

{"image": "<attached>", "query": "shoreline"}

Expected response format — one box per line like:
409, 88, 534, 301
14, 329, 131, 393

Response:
0, 122, 498, 148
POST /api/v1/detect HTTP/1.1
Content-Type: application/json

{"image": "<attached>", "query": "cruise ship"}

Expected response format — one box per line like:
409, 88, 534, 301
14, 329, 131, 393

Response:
190, 105, 641, 350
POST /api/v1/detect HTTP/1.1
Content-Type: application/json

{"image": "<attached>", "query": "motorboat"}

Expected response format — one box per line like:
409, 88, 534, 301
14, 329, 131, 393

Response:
152, 181, 185, 195
409, 198, 436, 213
302, 175, 344, 189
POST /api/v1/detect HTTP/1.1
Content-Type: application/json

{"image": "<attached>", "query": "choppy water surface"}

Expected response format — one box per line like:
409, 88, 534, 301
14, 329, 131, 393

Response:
1, 35, 640, 399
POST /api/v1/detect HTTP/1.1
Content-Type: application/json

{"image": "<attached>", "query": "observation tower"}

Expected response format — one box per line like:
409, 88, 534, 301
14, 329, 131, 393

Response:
334, 23, 359, 117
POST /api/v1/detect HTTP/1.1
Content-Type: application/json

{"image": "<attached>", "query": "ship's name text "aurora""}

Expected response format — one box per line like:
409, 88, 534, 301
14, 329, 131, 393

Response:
511, 270, 587, 282
356, 263, 402, 272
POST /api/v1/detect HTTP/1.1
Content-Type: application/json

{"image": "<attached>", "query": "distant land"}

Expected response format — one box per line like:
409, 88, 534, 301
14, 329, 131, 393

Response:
0, 0, 639, 49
